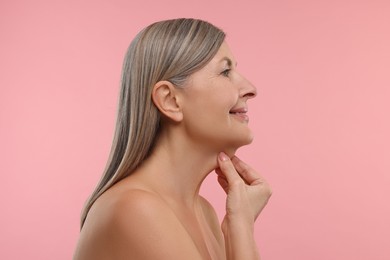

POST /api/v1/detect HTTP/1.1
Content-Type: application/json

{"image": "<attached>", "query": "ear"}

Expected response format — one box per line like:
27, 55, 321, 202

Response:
152, 80, 183, 122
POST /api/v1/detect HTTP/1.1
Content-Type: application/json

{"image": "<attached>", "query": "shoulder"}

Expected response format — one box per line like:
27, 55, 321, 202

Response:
101, 188, 169, 221
75, 189, 202, 260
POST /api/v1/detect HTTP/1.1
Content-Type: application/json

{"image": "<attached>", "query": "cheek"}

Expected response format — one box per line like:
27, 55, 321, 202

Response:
206, 88, 237, 110
181, 85, 238, 129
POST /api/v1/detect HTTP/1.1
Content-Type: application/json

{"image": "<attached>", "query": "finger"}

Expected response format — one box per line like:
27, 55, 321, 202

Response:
231, 156, 264, 185
217, 152, 243, 185
215, 167, 223, 176
217, 176, 229, 194
215, 168, 227, 180
215, 168, 229, 193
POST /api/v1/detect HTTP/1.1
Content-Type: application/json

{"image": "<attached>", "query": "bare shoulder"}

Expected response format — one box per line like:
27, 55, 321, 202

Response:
74, 188, 202, 260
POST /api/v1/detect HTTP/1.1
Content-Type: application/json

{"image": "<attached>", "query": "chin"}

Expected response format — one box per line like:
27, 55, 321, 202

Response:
224, 135, 254, 158
238, 130, 255, 146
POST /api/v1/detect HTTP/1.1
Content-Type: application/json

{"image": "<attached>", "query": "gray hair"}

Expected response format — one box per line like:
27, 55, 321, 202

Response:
80, 18, 225, 228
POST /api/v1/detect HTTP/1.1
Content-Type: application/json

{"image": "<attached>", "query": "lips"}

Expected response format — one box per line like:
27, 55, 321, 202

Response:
229, 107, 248, 114
229, 107, 249, 122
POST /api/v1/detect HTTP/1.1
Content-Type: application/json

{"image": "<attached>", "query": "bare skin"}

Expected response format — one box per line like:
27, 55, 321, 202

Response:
74, 42, 272, 260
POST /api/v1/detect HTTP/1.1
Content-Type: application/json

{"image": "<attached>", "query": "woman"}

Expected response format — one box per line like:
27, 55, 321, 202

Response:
74, 18, 271, 260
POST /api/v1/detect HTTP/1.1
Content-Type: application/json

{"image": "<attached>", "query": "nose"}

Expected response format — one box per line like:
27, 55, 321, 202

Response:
239, 74, 257, 99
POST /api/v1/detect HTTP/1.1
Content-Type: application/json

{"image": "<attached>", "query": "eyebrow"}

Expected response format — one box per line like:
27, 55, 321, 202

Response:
220, 57, 237, 67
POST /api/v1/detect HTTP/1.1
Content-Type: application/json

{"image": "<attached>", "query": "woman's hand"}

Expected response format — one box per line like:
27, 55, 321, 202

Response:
216, 152, 272, 224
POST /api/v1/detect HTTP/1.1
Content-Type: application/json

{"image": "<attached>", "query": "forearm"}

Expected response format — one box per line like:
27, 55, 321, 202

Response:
222, 219, 260, 260
216, 153, 271, 260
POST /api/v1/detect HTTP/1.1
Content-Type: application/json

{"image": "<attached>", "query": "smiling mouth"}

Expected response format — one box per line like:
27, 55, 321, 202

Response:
229, 108, 249, 122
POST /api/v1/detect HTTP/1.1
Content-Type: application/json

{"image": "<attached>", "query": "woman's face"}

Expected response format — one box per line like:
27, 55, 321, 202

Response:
179, 41, 257, 153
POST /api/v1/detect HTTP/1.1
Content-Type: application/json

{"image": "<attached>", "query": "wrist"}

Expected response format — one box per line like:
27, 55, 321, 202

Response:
222, 215, 255, 234
222, 221, 259, 260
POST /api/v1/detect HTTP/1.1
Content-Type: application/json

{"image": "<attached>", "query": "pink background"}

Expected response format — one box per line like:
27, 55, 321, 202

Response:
1, 0, 389, 259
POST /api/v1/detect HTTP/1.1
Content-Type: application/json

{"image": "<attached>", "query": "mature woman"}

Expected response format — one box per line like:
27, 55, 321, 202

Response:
74, 18, 271, 260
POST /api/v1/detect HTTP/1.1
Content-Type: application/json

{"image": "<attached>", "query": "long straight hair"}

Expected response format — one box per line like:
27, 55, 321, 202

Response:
80, 18, 225, 228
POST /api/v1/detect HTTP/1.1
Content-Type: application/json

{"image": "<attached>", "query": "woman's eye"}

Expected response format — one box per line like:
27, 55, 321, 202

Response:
221, 69, 231, 77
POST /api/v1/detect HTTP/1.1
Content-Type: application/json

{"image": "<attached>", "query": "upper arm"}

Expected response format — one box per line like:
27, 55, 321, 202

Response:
75, 190, 203, 260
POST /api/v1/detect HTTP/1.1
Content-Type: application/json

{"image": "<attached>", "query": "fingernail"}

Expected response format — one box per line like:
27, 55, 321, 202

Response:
219, 152, 228, 161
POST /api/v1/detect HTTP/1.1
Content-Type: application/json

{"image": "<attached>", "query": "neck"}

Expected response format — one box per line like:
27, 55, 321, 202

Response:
131, 128, 234, 207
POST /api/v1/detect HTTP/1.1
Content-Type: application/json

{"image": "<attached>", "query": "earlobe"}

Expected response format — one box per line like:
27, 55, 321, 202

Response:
152, 81, 183, 122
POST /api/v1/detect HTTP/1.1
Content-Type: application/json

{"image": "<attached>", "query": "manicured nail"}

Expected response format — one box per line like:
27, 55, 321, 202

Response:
219, 152, 228, 161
